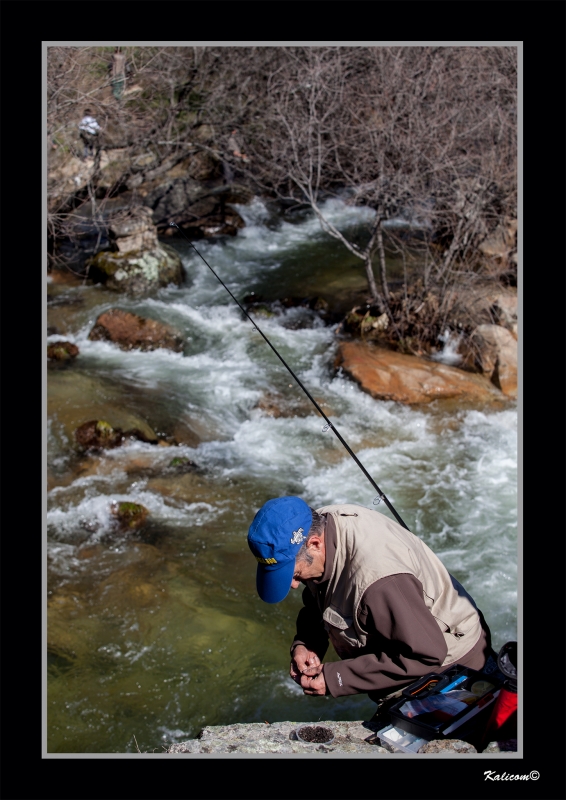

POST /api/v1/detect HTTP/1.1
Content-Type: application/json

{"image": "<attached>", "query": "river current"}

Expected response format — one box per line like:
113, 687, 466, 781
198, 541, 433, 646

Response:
46, 199, 518, 753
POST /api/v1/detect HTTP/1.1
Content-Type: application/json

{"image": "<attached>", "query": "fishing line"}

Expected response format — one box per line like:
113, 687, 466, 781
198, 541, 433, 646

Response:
170, 221, 409, 531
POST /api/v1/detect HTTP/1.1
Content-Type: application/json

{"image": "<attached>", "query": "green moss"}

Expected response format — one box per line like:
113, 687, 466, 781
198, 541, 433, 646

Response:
87, 246, 183, 293
95, 420, 117, 440
118, 501, 142, 514
96, 420, 114, 432
112, 501, 149, 531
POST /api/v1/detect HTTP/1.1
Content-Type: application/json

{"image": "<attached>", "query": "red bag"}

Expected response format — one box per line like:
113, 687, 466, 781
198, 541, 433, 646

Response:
481, 641, 517, 745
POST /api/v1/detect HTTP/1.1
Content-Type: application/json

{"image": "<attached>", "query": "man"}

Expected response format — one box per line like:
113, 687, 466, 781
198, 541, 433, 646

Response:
78, 109, 101, 160
247, 496, 494, 708
109, 47, 127, 101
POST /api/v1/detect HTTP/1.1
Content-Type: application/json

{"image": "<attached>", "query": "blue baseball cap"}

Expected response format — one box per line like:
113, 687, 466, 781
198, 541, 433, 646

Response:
247, 496, 313, 604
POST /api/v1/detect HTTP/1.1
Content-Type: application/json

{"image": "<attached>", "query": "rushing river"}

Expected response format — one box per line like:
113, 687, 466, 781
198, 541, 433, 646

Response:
46, 199, 518, 753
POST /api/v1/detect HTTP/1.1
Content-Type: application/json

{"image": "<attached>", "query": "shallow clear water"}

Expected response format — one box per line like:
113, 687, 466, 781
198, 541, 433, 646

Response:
46, 199, 517, 752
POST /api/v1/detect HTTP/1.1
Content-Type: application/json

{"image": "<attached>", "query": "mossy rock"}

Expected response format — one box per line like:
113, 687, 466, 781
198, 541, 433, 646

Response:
47, 341, 79, 361
111, 501, 149, 532
87, 243, 185, 295
74, 420, 158, 451
167, 456, 199, 473
75, 420, 123, 450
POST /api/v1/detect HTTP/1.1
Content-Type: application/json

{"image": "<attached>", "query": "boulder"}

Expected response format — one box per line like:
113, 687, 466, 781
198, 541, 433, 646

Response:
47, 341, 79, 361
335, 342, 504, 405
108, 206, 158, 253
468, 324, 518, 398
87, 243, 184, 294
75, 419, 158, 451
86, 205, 184, 294
88, 308, 184, 353
110, 501, 149, 532
75, 420, 123, 450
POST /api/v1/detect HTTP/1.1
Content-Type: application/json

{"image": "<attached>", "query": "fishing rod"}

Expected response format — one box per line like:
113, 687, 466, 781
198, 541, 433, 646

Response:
170, 221, 409, 531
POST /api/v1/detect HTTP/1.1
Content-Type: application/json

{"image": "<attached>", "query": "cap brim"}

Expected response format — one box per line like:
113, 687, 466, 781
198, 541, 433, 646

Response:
256, 559, 295, 604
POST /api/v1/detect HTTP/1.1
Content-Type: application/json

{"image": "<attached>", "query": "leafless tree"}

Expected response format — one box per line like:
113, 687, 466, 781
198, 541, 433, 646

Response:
239, 46, 516, 325
47, 45, 517, 350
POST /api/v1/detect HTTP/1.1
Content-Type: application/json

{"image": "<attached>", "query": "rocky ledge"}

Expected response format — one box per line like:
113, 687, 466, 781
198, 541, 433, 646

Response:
165, 720, 517, 755
167, 720, 387, 755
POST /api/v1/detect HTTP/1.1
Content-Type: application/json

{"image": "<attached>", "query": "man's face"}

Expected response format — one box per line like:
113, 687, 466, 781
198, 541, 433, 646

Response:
290, 546, 325, 589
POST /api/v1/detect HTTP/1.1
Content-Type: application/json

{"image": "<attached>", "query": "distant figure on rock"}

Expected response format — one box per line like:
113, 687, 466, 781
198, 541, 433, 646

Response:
222, 129, 250, 184
78, 108, 101, 160
109, 46, 127, 102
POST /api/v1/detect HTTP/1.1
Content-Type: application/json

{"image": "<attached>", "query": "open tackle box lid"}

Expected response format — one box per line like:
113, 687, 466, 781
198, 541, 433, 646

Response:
386, 664, 504, 741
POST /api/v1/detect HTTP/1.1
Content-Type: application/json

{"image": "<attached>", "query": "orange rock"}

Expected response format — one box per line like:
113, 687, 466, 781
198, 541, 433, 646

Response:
469, 325, 518, 399
335, 342, 504, 405
88, 308, 183, 352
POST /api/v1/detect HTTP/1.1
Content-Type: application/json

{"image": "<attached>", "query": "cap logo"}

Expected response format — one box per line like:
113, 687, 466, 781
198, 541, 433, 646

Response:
290, 528, 305, 545
256, 556, 277, 565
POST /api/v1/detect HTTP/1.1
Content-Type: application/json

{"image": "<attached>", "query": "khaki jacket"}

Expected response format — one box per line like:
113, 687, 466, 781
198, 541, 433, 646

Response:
316, 504, 482, 665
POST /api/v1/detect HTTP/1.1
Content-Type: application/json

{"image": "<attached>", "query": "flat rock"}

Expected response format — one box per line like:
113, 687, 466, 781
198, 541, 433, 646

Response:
335, 342, 504, 405
89, 308, 184, 352
166, 720, 389, 755
165, 720, 487, 755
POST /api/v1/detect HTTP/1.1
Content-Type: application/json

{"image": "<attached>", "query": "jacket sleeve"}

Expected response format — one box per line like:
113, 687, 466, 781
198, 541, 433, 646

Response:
323, 573, 448, 697
290, 586, 329, 661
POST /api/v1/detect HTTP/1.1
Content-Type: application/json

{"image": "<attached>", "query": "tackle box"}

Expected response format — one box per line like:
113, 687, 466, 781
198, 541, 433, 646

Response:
387, 664, 504, 741
375, 724, 428, 753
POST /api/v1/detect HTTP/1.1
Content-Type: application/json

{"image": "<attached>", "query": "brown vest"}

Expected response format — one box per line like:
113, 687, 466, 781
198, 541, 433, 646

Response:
315, 504, 482, 664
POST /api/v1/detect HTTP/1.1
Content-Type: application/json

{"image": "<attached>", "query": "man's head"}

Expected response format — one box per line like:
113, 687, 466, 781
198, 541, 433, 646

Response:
247, 497, 325, 603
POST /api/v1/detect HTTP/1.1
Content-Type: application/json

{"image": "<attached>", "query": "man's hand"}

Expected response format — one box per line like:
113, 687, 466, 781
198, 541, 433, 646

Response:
300, 664, 327, 695
290, 645, 326, 695
290, 645, 320, 685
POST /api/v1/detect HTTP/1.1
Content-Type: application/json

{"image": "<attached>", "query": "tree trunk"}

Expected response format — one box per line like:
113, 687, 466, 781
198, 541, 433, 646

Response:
363, 252, 383, 310
375, 217, 390, 306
